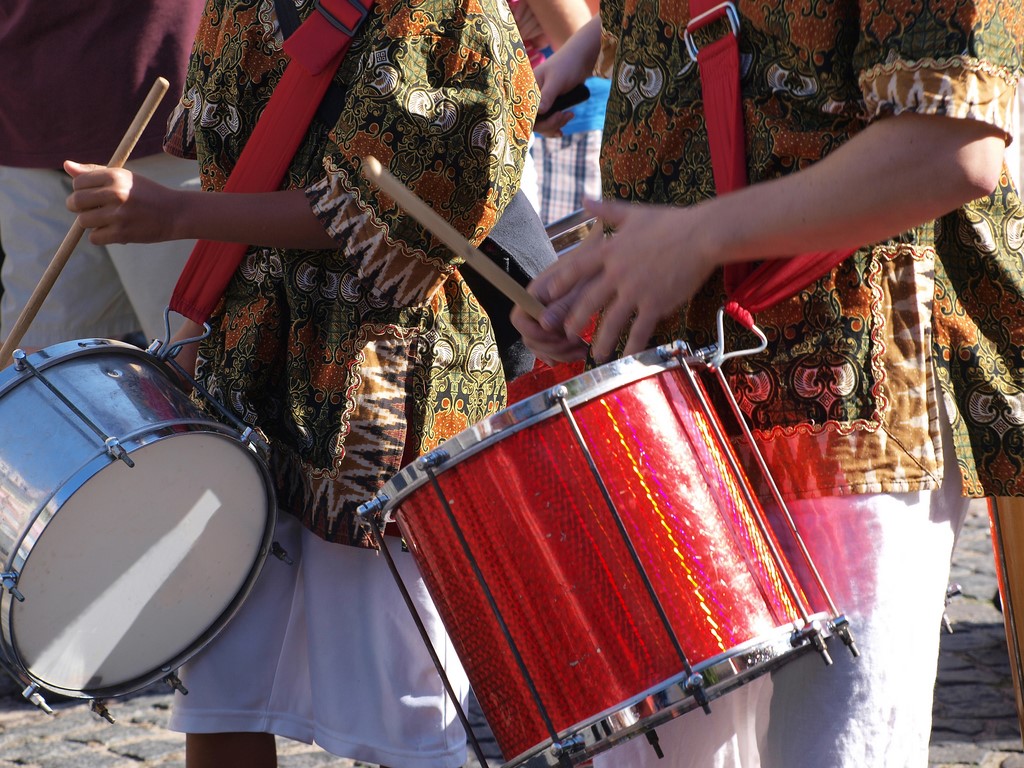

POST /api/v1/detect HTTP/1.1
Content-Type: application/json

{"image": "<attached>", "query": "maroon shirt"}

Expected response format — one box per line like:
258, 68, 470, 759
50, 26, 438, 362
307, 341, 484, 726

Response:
0, 2, 204, 168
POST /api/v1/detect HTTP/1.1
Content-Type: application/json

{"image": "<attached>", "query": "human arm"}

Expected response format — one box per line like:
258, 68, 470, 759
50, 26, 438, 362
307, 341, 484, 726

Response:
532, 14, 602, 134
64, 161, 337, 250
510, 0, 549, 51
513, 111, 1007, 361
522, 0, 594, 50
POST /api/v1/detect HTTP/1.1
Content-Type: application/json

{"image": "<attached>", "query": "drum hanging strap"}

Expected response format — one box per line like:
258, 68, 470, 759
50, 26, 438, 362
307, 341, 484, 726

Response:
686, 0, 855, 327
168, 0, 374, 323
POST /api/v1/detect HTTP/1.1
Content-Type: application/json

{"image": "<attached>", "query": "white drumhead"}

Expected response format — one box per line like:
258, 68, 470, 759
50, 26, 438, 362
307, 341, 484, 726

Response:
11, 431, 270, 693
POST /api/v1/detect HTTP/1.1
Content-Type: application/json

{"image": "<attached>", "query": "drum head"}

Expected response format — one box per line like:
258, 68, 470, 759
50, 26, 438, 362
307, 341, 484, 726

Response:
10, 431, 270, 695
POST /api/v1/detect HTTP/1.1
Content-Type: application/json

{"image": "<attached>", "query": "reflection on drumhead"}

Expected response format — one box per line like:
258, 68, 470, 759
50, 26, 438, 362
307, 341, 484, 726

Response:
27, 489, 222, 686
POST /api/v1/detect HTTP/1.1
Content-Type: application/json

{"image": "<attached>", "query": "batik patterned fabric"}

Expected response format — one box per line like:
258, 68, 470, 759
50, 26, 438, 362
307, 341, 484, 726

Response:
166, 0, 537, 545
596, 0, 1024, 497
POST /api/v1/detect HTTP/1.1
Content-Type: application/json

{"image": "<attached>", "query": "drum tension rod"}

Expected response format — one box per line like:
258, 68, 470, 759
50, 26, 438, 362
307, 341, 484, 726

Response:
688, 340, 862, 664
160, 351, 272, 459
20, 683, 54, 716
829, 615, 859, 658
271, 542, 295, 564
163, 671, 189, 696
13, 350, 135, 468
420, 452, 585, 766
1, 572, 24, 602
646, 730, 665, 759
943, 583, 963, 634
90, 698, 115, 724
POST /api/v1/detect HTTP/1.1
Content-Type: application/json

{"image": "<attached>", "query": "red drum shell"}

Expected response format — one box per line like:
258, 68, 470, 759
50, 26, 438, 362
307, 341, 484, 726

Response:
385, 350, 821, 763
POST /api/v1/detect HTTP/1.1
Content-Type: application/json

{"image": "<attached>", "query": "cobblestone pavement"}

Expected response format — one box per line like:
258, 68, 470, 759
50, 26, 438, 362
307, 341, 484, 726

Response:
0, 501, 1019, 768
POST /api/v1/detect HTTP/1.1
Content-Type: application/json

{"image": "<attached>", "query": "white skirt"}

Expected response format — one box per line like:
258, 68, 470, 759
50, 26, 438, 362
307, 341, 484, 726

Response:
168, 512, 470, 768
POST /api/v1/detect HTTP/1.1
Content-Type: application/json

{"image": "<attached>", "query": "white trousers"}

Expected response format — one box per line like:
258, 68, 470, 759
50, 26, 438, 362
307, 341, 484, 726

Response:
168, 512, 470, 768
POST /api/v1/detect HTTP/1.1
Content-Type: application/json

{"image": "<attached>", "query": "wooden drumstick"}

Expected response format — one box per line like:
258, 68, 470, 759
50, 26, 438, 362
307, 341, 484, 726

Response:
361, 155, 546, 321
0, 77, 171, 367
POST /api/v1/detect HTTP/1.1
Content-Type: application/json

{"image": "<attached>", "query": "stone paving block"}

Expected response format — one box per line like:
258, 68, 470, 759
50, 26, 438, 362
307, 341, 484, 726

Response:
1, 735, 89, 763
14, 715, 111, 742
105, 736, 185, 762
943, 626, 1008, 654
934, 719, 989, 738
116, 697, 176, 727
999, 753, 1024, 768
937, 664, 1008, 687
929, 741, 991, 765
276, 751, 364, 767
33, 750, 138, 768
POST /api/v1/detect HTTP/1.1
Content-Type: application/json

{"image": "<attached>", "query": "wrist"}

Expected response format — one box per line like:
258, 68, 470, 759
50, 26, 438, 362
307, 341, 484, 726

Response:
166, 188, 199, 241
694, 186, 778, 269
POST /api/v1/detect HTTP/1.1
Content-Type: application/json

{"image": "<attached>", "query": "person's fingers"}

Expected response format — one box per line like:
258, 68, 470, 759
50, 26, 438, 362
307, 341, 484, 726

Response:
535, 278, 587, 332
529, 260, 570, 306
63, 160, 101, 179
580, 197, 632, 229
534, 77, 555, 116
70, 185, 123, 216
563, 271, 614, 338
588, 293, 634, 362
534, 110, 572, 138
539, 291, 571, 332
531, 225, 605, 305
510, 303, 542, 335
622, 309, 659, 358
511, 305, 589, 363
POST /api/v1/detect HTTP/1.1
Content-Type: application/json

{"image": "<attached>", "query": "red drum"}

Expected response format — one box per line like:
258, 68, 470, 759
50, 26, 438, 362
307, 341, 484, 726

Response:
375, 346, 842, 766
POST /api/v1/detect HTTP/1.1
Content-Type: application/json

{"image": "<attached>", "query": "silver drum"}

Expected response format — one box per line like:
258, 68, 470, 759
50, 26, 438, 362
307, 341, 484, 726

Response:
0, 339, 275, 704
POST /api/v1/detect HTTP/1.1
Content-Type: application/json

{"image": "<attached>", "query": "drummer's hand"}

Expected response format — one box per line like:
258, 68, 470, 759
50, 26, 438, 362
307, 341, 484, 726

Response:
511, 291, 589, 365
533, 198, 716, 362
532, 59, 579, 138
64, 160, 178, 245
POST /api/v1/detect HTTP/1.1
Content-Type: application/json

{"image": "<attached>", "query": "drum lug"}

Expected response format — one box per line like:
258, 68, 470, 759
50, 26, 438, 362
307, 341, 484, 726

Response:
550, 732, 586, 762
829, 614, 860, 658
90, 698, 115, 723
655, 340, 692, 360
791, 620, 833, 666
239, 427, 271, 458
1, 571, 24, 602
645, 729, 665, 759
356, 496, 393, 546
357, 495, 388, 519
162, 671, 189, 695
546, 385, 570, 407
417, 449, 449, 469
271, 542, 294, 565
21, 683, 54, 715
104, 437, 136, 468
684, 672, 712, 714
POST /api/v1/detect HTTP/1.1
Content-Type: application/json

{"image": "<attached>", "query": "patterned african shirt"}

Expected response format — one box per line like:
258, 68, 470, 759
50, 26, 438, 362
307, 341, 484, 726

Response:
597, 0, 1024, 498
165, 0, 538, 545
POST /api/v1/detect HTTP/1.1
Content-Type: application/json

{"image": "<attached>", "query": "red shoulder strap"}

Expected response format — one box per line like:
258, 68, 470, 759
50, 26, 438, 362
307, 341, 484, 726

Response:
169, 0, 374, 323
686, 0, 853, 325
